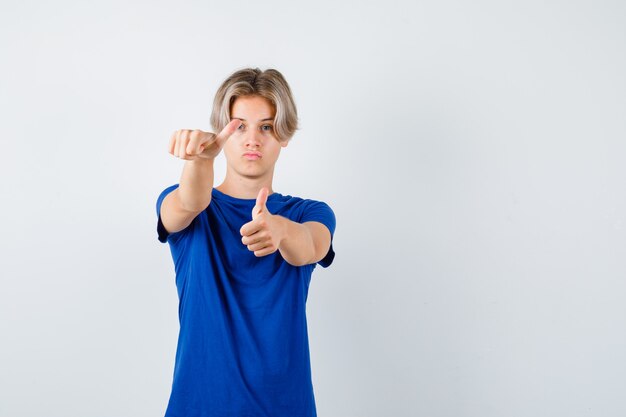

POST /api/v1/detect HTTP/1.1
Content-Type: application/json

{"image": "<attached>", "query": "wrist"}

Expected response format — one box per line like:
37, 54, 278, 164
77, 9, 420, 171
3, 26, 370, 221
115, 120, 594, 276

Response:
185, 158, 215, 174
188, 157, 215, 166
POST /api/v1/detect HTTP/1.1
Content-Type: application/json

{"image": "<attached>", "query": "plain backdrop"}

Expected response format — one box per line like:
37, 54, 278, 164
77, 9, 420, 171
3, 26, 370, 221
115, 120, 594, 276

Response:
1, 1, 625, 416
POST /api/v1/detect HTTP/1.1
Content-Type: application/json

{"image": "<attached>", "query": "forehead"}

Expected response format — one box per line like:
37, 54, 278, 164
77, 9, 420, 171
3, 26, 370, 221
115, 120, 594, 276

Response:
231, 95, 275, 119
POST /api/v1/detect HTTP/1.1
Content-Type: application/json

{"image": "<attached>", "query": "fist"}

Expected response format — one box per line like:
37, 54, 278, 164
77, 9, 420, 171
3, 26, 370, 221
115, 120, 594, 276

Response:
169, 118, 242, 161
239, 187, 286, 257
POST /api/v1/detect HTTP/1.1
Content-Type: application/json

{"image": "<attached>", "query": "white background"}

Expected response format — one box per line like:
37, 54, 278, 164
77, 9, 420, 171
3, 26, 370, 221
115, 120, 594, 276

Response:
1, 1, 625, 416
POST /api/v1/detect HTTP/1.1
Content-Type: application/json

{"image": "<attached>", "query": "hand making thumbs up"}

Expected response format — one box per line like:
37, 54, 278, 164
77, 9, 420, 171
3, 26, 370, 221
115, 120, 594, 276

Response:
239, 187, 286, 257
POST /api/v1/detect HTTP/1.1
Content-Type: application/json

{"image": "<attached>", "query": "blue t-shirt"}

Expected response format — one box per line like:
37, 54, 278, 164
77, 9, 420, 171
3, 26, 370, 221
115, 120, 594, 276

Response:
156, 184, 336, 417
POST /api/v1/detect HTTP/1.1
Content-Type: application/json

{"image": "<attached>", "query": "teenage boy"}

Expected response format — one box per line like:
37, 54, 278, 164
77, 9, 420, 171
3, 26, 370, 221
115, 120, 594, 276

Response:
156, 67, 336, 417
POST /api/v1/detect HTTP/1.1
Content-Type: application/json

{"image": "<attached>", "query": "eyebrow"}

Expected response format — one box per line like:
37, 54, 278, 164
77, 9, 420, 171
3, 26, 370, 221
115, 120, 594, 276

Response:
233, 117, 274, 122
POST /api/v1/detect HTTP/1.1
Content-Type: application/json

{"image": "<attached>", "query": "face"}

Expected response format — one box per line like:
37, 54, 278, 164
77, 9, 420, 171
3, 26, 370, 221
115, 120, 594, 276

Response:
222, 95, 288, 179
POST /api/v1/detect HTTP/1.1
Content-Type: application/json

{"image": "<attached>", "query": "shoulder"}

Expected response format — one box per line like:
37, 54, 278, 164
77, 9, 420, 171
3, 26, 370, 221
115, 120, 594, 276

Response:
293, 197, 336, 235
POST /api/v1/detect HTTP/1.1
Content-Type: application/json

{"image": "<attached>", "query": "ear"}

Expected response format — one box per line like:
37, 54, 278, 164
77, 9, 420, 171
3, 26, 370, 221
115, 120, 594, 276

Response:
280, 139, 289, 148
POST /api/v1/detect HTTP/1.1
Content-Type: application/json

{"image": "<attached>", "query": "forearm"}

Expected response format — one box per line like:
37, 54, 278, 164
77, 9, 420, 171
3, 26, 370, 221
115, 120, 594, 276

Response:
276, 216, 315, 267
178, 158, 215, 212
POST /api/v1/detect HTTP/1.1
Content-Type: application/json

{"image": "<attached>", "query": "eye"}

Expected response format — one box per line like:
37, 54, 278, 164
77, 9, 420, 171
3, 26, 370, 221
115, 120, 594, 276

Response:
262, 124, 273, 131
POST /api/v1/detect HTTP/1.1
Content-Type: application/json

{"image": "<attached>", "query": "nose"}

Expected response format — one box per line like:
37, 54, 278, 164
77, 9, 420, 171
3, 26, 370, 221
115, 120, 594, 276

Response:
244, 129, 262, 148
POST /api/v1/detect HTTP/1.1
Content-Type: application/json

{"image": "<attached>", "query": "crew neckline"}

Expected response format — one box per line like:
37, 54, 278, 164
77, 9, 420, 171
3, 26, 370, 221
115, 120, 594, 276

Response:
212, 187, 283, 203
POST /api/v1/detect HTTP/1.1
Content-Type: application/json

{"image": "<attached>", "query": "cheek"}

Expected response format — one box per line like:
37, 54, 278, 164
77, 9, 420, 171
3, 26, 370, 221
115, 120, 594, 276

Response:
223, 140, 237, 153
222, 146, 235, 161
264, 148, 280, 161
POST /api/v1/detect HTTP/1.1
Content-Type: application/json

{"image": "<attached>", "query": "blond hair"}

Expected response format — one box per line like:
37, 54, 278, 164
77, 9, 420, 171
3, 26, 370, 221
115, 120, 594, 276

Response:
210, 67, 299, 143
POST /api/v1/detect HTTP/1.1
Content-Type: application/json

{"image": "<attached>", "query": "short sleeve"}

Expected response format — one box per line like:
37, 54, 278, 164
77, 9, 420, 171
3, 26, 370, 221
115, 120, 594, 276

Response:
156, 184, 193, 244
300, 200, 336, 268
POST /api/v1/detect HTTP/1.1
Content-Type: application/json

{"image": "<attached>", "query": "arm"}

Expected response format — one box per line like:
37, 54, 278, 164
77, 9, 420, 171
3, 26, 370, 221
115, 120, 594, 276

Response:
239, 189, 335, 266
161, 121, 242, 235
276, 216, 332, 267
159, 159, 215, 235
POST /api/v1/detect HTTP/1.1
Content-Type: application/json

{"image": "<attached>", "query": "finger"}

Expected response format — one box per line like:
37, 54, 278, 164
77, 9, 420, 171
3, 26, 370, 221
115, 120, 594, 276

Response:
169, 131, 177, 155
187, 130, 204, 155
240, 220, 262, 237
178, 130, 191, 159
215, 119, 242, 148
173, 130, 182, 158
254, 247, 274, 257
246, 240, 271, 251
197, 132, 215, 153
176, 130, 186, 159
242, 231, 266, 246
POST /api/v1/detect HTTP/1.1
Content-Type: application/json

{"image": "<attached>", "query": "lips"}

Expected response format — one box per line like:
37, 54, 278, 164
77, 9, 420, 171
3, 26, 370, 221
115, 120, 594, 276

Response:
243, 152, 262, 158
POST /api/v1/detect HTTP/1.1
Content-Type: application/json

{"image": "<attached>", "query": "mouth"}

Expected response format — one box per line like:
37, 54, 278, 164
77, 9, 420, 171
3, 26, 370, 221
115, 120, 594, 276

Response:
243, 152, 262, 160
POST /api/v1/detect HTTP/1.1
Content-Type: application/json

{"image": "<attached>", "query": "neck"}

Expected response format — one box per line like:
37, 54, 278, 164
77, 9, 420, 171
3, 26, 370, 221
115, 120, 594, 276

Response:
215, 178, 274, 200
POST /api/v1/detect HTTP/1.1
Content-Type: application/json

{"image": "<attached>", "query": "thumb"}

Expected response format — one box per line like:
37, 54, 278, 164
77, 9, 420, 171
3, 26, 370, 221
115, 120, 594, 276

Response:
252, 187, 269, 217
